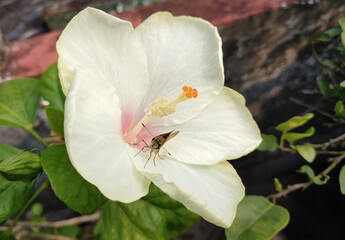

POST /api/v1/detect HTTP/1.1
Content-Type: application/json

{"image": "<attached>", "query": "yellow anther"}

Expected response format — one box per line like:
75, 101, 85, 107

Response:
144, 97, 176, 118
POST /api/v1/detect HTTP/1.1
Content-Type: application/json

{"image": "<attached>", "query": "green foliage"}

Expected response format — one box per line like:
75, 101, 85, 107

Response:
340, 80, 345, 88
0, 231, 16, 240
45, 107, 64, 137
285, 127, 315, 145
322, 59, 337, 69
296, 145, 316, 163
41, 145, 106, 214
314, 28, 342, 42
257, 134, 278, 152
0, 144, 36, 223
297, 165, 324, 185
274, 178, 283, 192
101, 184, 200, 240
317, 76, 345, 101
275, 113, 314, 133
0, 174, 35, 223
40, 62, 65, 111
334, 101, 345, 118
0, 150, 41, 181
274, 114, 315, 150
58, 226, 80, 237
225, 196, 289, 240
31, 203, 43, 216
0, 78, 40, 130
339, 18, 345, 47
317, 76, 332, 97
339, 165, 345, 195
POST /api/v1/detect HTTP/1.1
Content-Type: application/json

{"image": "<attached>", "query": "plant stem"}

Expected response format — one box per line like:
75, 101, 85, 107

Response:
267, 153, 345, 201
6, 180, 50, 234
13, 211, 100, 229
27, 128, 49, 147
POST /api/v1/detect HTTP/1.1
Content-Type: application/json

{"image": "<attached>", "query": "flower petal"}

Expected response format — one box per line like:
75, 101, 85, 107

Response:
134, 12, 224, 125
65, 69, 150, 202
130, 152, 244, 228
149, 87, 262, 165
57, 7, 149, 113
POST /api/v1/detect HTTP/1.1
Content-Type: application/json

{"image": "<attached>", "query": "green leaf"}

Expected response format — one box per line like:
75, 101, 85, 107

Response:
225, 196, 289, 240
340, 80, 345, 88
274, 178, 283, 192
0, 175, 35, 223
31, 203, 43, 216
339, 18, 345, 47
296, 145, 316, 163
331, 86, 345, 102
257, 134, 278, 152
41, 145, 106, 214
317, 76, 332, 97
0, 78, 40, 130
284, 127, 315, 145
322, 59, 337, 69
102, 184, 200, 240
45, 107, 64, 137
297, 165, 323, 185
0, 231, 16, 240
40, 62, 65, 111
0, 150, 41, 181
0, 144, 36, 223
275, 113, 314, 133
58, 226, 80, 237
314, 28, 342, 42
315, 76, 345, 100
339, 165, 345, 195
334, 101, 345, 118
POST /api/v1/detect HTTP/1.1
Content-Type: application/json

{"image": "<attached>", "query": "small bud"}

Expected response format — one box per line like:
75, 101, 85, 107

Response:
0, 150, 41, 181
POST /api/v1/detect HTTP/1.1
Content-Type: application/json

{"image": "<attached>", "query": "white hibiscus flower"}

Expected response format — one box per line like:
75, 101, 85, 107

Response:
56, 7, 261, 228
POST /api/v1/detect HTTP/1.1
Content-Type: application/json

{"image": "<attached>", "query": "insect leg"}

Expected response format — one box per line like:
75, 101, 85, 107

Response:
144, 149, 153, 168
135, 146, 148, 157
157, 151, 164, 159
153, 151, 160, 166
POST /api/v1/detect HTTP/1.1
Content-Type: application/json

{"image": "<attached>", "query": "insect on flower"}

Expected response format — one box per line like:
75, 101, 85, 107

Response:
133, 124, 179, 168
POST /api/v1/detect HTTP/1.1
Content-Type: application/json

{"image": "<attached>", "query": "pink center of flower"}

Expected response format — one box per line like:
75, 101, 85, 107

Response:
123, 86, 198, 144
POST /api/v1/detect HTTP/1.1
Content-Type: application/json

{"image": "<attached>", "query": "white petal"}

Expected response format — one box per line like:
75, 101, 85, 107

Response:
57, 7, 149, 113
130, 151, 244, 228
65, 69, 150, 202
134, 12, 224, 125
149, 87, 262, 165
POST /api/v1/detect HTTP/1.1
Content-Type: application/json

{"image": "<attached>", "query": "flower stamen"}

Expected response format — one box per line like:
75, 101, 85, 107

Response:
124, 86, 198, 143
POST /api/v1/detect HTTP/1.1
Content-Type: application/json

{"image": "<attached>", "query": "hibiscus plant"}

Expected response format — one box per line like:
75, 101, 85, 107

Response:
0, 7, 291, 240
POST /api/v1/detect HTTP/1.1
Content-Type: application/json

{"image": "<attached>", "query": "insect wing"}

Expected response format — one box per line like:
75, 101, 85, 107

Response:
166, 131, 179, 142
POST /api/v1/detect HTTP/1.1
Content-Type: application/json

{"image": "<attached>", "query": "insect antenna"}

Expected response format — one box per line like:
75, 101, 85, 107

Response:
141, 123, 154, 137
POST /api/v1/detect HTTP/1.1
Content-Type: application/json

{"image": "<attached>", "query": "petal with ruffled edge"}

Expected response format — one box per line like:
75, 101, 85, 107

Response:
134, 12, 224, 126
65, 69, 150, 202
147, 87, 261, 165
129, 152, 244, 228
57, 7, 149, 115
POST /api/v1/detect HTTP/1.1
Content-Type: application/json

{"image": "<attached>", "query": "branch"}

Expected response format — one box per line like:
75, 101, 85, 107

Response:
267, 153, 345, 201
16, 211, 100, 229
16, 231, 77, 240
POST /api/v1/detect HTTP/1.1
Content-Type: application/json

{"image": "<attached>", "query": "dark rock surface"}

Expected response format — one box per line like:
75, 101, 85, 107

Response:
222, 1, 345, 239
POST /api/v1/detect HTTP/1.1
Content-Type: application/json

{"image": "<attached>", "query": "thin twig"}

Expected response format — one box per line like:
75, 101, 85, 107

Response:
290, 98, 336, 120
267, 153, 345, 201
16, 231, 77, 240
15, 211, 100, 229
316, 150, 345, 155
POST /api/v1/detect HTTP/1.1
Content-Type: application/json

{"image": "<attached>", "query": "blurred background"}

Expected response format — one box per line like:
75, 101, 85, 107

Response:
1, 0, 345, 239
